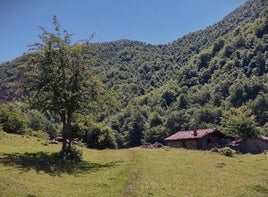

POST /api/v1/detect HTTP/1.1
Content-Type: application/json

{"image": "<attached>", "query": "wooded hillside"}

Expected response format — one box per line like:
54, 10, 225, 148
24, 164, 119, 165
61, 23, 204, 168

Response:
0, 0, 267, 148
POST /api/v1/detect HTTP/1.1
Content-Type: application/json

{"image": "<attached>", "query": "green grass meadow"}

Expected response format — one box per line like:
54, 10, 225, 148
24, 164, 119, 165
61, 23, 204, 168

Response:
0, 132, 268, 197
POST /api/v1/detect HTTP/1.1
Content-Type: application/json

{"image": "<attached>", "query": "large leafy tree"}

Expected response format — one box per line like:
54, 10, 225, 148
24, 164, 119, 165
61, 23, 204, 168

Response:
21, 16, 102, 158
220, 107, 261, 153
221, 107, 260, 139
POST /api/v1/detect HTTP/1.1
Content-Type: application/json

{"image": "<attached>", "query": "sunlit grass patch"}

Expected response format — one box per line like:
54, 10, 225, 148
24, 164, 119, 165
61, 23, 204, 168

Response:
0, 133, 268, 196
0, 133, 131, 197
133, 148, 268, 197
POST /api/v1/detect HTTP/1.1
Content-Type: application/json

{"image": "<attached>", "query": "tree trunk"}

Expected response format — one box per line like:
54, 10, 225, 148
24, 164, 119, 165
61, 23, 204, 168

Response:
60, 112, 67, 159
60, 110, 73, 160
66, 110, 73, 150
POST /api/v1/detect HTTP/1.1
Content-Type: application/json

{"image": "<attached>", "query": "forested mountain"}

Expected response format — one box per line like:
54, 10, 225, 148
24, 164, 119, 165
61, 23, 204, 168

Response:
0, 0, 267, 148
94, 0, 266, 101
123, 6, 268, 146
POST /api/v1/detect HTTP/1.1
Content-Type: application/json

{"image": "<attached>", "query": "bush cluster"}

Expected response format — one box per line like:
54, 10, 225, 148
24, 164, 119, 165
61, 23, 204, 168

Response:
217, 147, 236, 157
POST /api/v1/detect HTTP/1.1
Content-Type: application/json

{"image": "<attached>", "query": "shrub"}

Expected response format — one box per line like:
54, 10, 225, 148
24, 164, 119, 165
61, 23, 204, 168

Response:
144, 125, 167, 144
26, 110, 59, 138
26, 110, 47, 131
85, 123, 118, 149
218, 147, 236, 157
72, 117, 118, 149
0, 103, 28, 134
24, 128, 49, 140
59, 146, 83, 161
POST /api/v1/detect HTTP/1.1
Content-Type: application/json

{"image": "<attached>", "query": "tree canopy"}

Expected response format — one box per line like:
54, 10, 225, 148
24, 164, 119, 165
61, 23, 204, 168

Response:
220, 107, 261, 140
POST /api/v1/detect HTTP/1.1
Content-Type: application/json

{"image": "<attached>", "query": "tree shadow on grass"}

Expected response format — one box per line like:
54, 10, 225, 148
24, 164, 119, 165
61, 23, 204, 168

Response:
0, 152, 123, 176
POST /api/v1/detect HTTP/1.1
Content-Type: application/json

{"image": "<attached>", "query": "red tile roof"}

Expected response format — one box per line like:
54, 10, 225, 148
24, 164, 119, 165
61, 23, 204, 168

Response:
164, 128, 218, 141
260, 136, 268, 142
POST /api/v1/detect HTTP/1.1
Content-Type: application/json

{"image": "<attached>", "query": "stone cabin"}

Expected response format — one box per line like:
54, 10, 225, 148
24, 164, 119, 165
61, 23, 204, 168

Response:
164, 128, 232, 150
231, 136, 268, 154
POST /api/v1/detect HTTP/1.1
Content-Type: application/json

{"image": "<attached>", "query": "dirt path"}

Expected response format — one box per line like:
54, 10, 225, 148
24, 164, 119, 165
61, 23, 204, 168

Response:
123, 149, 143, 197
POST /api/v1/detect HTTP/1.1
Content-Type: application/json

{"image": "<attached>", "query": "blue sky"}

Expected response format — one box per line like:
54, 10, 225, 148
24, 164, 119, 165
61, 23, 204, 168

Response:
0, 0, 247, 63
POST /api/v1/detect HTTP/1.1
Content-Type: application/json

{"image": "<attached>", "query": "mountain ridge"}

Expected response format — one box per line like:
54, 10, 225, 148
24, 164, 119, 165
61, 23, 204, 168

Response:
0, 0, 267, 147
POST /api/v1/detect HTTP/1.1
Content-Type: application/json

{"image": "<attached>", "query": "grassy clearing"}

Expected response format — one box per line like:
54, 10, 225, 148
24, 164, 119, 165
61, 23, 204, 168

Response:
135, 148, 268, 196
0, 132, 131, 197
0, 132, 268, 196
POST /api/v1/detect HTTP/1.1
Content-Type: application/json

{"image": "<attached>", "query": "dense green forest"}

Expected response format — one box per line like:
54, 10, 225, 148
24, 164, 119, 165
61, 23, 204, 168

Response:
0, 0, 267, 148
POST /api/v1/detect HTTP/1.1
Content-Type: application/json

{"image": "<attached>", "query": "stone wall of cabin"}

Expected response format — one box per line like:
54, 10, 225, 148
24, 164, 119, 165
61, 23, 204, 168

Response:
168, 140, 183, 148
199, 134, 231, 150
200, 135, 221, 150
244, 139, 268, 154
168, 139, 198, 149
185, 140, 197, 149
